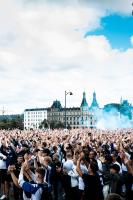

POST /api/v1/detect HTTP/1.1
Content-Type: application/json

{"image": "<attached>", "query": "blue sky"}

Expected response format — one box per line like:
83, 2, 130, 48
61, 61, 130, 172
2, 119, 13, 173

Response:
85, 14, 133, 50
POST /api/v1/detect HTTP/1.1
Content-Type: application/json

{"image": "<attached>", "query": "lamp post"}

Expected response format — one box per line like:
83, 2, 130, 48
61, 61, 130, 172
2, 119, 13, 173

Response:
90, 113, 93, 129
65, 91, 73, 129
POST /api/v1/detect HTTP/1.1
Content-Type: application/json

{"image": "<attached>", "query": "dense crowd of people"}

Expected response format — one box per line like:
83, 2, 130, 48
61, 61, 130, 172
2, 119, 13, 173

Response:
0, 128, 132, 200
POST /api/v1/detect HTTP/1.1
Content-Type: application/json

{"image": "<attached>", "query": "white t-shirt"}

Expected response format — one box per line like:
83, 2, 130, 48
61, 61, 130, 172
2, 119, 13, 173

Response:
121, 163, 127, 172
78, 164, 88, 190
113, 161, 122, 173
68, 165, 79, 188
0, 153, 7, 169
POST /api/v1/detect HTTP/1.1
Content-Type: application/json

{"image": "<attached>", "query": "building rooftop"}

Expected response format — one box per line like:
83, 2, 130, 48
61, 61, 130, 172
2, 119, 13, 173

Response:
80, 92, 88, 108
61, 107, 80, 111
90, 91, 99, 110
51, 100, 62, 109
24, 108, 47, 112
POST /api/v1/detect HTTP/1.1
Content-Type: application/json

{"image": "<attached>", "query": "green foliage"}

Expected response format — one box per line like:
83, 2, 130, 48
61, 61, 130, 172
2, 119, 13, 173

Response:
0, 115, 23, 130
39, 119, 49, 129
50, 121, 64, 129
39, 119, 64, 129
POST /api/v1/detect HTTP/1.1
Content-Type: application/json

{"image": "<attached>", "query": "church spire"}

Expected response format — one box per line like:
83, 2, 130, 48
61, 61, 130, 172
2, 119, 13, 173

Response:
80, 92, 88, 108
120, 96, 123, 104
90, 91, 99, 109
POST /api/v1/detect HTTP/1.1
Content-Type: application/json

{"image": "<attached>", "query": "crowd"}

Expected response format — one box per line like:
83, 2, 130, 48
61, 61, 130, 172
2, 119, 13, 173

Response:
0, 128, 132, 200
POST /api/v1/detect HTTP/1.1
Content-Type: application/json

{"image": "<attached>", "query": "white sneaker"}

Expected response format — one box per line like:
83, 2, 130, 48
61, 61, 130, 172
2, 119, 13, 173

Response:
0, 195, 6, 200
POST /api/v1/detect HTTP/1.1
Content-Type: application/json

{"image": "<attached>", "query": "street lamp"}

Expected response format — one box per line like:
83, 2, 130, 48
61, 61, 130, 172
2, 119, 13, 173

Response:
65, 91, 73, 129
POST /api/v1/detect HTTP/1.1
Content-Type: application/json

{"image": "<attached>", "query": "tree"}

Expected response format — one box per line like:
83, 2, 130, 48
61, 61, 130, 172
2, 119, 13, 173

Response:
0, 115, 24, 130
39, 119, 64, 129
39, 119, 50, 129
55, 121, 64, 129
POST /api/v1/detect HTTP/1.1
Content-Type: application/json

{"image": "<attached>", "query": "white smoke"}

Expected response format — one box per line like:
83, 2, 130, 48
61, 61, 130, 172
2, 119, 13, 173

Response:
95, 108, 133, 129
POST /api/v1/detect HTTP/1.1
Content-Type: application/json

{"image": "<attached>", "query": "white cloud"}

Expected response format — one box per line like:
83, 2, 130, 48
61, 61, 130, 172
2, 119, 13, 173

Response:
131, 36, 133, 46
0, 0, 132, 114
86, 0, 132, 15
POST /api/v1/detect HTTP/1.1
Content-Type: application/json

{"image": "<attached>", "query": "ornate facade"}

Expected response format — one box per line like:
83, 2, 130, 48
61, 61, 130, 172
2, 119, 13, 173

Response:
47, 92, 100, 129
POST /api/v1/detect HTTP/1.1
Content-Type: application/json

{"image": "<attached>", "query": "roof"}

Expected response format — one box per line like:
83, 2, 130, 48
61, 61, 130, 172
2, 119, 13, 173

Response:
51, 100, 62, 109
80, 92, 88, 107
24, 107, 80, 112
24, 108, 47, 112
90, 92, 99, 109
47, 107, 80, 111
61, 107, 80, 111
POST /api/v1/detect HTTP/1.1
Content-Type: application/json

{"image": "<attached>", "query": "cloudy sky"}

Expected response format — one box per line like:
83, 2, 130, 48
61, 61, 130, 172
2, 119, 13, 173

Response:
0, 0, 133, 114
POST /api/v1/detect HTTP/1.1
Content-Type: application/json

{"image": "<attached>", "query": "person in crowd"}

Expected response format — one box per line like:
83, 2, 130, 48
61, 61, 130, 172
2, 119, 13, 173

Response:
76, 152, 104, 200
109, 164, 124, 196
62, 152, 79, 200
8, 162, 49, 200
12, 153, 24, 200
51, 161, 64, 200
0, 148, 7, 200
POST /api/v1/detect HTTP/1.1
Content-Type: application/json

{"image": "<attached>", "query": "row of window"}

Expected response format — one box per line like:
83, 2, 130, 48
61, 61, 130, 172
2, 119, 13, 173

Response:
25, 117, 45, 120
67, 122, 79, 125
48, 112, 81, 116
24, 123, 40, 126
25, 119, 42, 122
27, 111, 46, 114
49, 117, 90, 121
25, 115, 47, 119
48, 117, 80, 120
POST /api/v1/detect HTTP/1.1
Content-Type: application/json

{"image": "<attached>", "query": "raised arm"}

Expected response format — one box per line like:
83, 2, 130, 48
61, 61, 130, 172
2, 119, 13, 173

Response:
76, 152, 85, 177
8, 166, 20, 188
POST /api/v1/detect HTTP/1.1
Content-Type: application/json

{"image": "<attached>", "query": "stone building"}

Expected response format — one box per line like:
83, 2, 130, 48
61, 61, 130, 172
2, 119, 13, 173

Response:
47, 92, 99, 129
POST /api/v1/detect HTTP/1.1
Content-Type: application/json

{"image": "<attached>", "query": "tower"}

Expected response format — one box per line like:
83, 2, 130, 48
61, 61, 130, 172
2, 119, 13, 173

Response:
90, 91, 99, 110
120, 96, 123, 104
80, 92, 89, 127
80, 92, 89, 111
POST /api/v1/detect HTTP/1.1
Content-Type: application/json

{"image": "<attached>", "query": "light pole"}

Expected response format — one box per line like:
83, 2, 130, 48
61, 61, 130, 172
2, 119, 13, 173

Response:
65, 91, 73, 129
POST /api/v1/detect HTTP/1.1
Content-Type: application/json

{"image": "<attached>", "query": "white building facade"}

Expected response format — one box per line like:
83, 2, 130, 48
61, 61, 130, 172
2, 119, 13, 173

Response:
24, 108, 47, 130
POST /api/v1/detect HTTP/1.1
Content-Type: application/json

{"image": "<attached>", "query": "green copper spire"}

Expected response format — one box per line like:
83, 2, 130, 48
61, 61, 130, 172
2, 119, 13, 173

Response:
80, 92, 88, 108
90, 91, 99, 109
